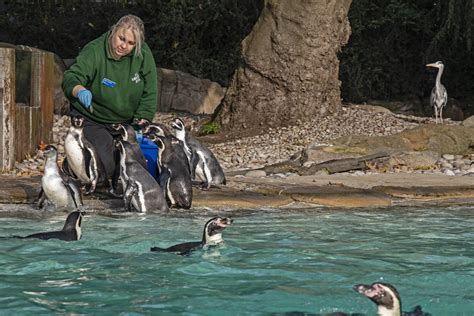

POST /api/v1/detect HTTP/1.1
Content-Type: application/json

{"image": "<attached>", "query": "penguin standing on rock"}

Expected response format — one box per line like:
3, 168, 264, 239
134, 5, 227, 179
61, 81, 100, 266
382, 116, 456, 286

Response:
37, 143, 83, 211
144, 123, 192, 208
11, 211, 84, 241
354, 282, 431, 316
117, 140, 168, 213
150, 216, 233, 256
63, 116, 108, 194
111, 123, 148, 194
111, 123, 148, 170
147, 134, 193, 209
171, 118, 226, 189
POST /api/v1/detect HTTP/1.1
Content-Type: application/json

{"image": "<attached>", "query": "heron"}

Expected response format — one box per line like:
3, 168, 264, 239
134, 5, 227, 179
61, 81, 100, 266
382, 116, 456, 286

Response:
426, 61, 448, 124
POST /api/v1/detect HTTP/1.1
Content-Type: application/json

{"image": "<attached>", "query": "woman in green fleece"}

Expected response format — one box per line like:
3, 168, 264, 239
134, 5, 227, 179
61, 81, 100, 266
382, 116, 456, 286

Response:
62, 14, 157, 187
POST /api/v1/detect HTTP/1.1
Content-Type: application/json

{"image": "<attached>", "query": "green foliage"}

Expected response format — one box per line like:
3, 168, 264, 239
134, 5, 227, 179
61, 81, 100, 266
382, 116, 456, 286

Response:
0, 0, 262, 86
199, 121, 220, 135
339, 0, 474, 105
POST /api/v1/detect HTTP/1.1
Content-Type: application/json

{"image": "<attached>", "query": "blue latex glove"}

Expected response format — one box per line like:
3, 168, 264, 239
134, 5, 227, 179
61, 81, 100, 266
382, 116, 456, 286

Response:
77, 89, 92, 111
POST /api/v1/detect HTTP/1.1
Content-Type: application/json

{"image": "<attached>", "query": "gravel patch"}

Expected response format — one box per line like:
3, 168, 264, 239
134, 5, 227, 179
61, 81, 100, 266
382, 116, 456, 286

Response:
6, 105, 469, 178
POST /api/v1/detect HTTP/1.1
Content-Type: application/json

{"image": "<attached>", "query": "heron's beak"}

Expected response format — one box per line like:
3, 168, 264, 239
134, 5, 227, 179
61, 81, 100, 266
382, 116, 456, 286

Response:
426, 63, 436, 68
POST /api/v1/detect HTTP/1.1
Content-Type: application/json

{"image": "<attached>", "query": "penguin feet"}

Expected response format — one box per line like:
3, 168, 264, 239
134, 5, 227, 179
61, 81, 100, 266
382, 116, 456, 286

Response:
108, 188, 123, 198
83, 183, 97, 195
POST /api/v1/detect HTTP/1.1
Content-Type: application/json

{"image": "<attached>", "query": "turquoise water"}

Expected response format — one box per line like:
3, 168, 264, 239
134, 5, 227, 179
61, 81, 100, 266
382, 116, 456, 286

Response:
0, 206, 473, 315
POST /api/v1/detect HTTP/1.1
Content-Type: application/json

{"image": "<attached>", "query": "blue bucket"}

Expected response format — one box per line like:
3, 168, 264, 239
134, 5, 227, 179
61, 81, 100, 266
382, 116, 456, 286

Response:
139, 136, 159, 179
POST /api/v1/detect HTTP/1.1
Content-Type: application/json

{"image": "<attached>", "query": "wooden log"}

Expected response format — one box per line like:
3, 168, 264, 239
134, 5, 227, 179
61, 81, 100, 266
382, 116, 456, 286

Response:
299, 151, 396, 175
0, 48, 15, 171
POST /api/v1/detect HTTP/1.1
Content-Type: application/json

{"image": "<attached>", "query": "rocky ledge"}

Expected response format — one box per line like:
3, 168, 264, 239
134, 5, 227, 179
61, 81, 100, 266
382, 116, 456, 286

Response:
1, 104, 474, 213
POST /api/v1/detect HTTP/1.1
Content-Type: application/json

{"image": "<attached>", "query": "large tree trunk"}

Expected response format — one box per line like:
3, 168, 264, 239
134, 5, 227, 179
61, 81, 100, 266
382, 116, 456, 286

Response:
215, 0, 352, 134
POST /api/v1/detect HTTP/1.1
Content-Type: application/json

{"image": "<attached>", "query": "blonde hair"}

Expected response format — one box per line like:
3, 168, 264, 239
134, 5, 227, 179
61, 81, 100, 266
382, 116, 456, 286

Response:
109, 14, 145, 58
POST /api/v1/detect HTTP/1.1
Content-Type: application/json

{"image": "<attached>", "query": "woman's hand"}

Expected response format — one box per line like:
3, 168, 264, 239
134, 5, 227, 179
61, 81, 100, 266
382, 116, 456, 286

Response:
77, 89, 93, 112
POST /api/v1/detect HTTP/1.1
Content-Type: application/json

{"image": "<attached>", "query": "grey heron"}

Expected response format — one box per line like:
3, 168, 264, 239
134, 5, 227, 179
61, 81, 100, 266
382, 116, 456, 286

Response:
426, 61, 448, 124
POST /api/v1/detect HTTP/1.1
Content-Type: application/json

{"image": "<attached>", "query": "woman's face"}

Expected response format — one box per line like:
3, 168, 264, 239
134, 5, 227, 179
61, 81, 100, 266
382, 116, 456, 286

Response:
110, 27, 136, 58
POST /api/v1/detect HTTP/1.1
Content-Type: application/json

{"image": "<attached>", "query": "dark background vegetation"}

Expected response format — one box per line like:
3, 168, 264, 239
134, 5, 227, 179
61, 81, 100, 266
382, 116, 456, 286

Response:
1, 0, 473, 115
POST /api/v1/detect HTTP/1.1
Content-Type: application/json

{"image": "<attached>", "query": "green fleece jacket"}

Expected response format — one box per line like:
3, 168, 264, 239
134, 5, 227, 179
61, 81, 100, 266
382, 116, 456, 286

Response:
62, 31, 158, 123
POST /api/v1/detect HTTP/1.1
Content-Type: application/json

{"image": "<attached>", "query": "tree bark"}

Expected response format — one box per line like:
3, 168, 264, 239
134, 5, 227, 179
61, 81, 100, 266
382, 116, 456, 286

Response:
215, 0, 352, 133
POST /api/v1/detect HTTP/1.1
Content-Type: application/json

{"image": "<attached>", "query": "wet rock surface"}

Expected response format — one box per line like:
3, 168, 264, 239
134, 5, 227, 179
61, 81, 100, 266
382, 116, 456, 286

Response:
2, 105, 474, 212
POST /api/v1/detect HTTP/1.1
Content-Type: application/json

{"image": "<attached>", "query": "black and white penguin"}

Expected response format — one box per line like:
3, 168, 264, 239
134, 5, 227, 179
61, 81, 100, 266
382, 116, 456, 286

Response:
150, 216, 233, 256
171, 118, 226, 189
117, 140, 168, 213
63, 116, 107, 194
13, 211, 83, 241
111, 123, 148, 170
146, 132, 193, 209
353, 282, 431, 316
37, 143, 83, 211
143, 122, 174, 138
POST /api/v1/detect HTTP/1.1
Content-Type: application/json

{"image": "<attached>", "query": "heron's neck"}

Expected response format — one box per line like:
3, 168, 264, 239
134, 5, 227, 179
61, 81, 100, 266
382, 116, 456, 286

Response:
436, 66, 444, 86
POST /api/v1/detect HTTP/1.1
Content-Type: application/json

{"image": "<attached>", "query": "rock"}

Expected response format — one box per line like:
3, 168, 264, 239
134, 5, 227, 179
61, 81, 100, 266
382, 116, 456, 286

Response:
334, 125, 474, 155
444, 169, 456, 176
245, 170, 267, 178
302, 145, 369, 164
442, 154, 455, 160
462, 115, 474, 127
158, 68, 225, 115
390, 151, 440, 170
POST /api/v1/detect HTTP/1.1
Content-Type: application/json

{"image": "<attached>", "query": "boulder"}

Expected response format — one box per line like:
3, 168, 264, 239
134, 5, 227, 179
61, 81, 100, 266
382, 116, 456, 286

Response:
462, 115, 474, 127
158, 68, 226, 115
333, 124, 474, 155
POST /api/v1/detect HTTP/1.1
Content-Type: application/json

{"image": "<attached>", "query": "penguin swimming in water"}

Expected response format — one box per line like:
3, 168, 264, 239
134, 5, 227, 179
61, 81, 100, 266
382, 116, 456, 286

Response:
145, 130, 193, 209
117, 140, 168, 213
171, 118, 226, 189
37, 143, 83, 211
150, 216, 233, 256
63, 116, 107, 194
353, 282, 431, 316
12, 211, 83, 241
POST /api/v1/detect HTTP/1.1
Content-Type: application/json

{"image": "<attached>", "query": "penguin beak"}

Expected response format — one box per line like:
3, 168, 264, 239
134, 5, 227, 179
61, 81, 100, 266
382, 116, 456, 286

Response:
38, 141, 48, 151
353, 283, 384, 298
171, 121, 183, 130
216, 217, 233, 227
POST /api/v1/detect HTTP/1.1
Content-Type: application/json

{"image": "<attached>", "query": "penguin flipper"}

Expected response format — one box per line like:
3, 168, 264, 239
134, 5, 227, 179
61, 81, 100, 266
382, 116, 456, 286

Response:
150, 246, 167, 252
67, 181, 83, 208
190, 151, 200, 180
157, 168, 170, 190
403, 305, 432, 316
110, 149, 121, 195
37, 188, 46, 209
61, 158, 78, 179
123, 182, 139, 212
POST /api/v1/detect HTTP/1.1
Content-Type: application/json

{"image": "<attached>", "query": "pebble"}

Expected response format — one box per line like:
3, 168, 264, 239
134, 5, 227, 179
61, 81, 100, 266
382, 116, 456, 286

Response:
5, 106, 474, 179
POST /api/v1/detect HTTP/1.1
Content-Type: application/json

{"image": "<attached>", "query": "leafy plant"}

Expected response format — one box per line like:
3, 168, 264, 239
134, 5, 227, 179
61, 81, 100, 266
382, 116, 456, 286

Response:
199, 121, 220, 135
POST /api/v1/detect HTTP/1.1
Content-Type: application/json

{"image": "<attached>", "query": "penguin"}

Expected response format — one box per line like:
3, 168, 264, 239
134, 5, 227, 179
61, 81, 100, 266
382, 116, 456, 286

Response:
63, 116, 107, 194
37, 143, 83, 211
111, 123, 147, 170
353, 282, 431, 316
150, 216, 233, 256
12, 211, 83, 241
171, 118, 226, 189
110, 123, 148, 194
146, 132, 193, 209
143, 122, 174, 138
117, 140, 168, 213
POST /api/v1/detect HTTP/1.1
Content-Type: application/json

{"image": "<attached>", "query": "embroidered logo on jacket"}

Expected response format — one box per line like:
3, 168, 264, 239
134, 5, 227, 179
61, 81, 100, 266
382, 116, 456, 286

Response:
131, 73, 141, 83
